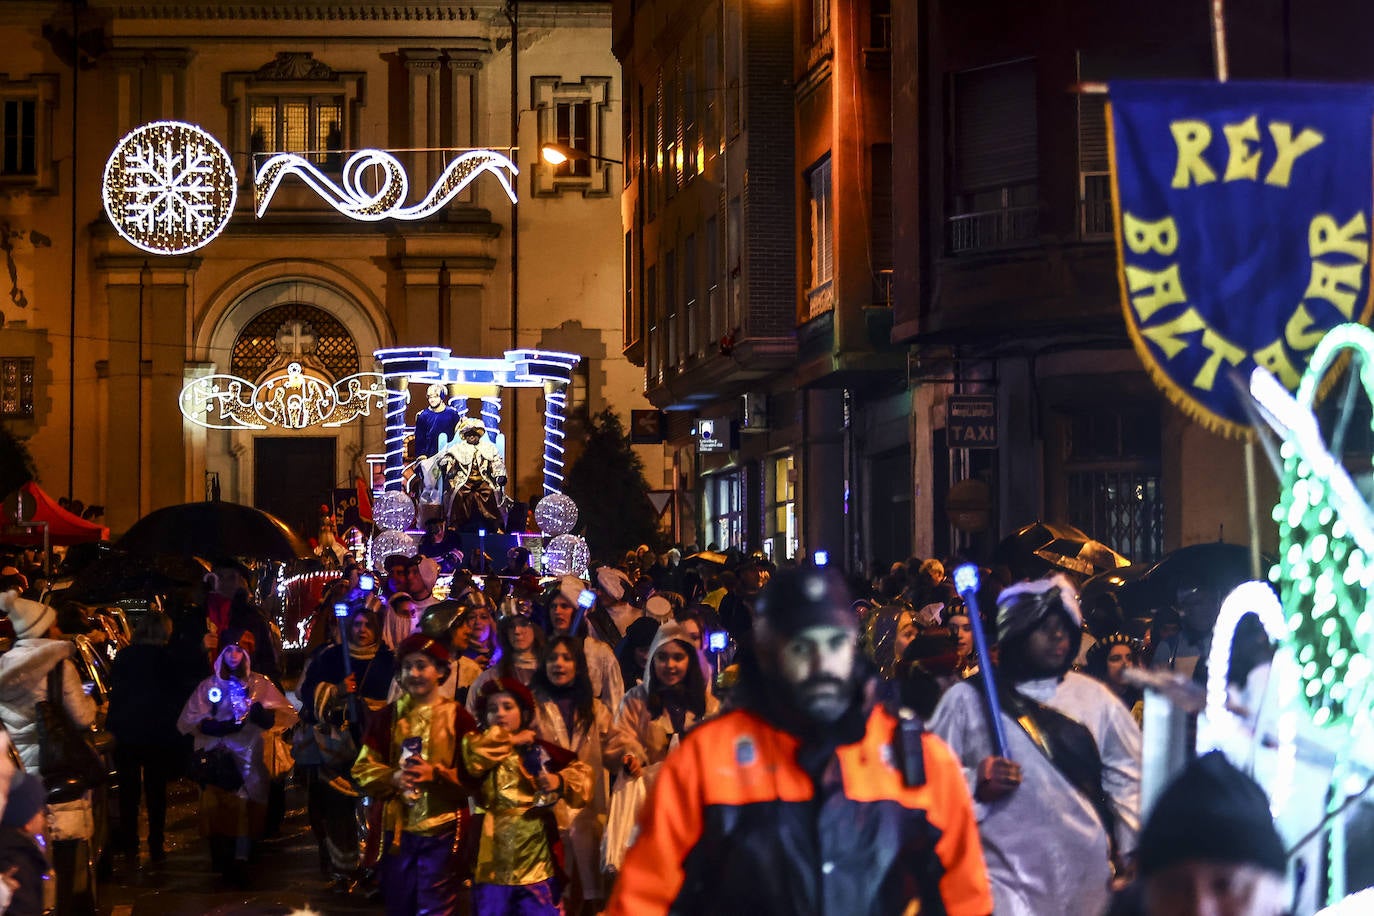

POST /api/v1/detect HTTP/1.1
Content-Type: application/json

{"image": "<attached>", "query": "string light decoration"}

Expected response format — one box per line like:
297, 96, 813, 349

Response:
103, 120, 238, 255
255, 148, 518, 220
535, 492, 578, 536
369, 529, 417, 570
372, 491, 417, 532
543, 534, 590, 577
178, 364, 386, 430
1251, 325, 1374, 729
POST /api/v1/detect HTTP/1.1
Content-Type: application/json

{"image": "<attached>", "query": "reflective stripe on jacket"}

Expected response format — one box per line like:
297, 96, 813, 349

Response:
607, 703, 993, 916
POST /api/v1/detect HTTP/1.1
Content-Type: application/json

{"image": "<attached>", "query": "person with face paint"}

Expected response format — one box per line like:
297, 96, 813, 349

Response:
607, 567, 990, 916
464, 677, 593, 916
177, 632, 296, 887
352, 634, 481, 916
929, 575, 1142, 916
531, 637, 629, 914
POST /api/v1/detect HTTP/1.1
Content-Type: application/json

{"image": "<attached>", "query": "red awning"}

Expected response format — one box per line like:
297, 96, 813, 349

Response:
0, 482, 109, 546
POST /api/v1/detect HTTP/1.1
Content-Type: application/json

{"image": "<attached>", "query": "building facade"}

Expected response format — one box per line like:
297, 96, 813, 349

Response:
613, 0, 903, 570
0, 0, 657, 538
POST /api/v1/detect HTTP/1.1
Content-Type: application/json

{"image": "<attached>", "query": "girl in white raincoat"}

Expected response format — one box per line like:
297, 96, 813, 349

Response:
531, 635, 630, 914
177, 635, 295, 885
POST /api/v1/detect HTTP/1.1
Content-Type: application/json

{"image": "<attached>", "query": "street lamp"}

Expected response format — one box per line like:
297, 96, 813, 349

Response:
540, 142, 624, 166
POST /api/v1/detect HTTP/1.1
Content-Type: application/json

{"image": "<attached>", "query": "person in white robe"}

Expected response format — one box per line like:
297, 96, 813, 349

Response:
929, 574, 1141, 916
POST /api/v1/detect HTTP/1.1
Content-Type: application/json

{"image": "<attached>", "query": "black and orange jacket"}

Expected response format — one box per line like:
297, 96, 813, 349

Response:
607, 702, 993, 916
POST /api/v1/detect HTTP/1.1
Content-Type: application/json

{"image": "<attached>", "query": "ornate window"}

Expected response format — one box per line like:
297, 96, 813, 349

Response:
224, 52, 364, 183
532, 76, 613, 197
230, 303, 359, 382
0, 358, 34, 418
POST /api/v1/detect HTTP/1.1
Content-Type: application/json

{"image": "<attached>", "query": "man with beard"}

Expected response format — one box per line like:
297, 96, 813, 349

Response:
607, 566, 991, 916
929, 575, 1141, 916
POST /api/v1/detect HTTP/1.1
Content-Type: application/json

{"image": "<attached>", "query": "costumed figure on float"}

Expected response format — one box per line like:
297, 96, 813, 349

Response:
437, 417, 508, 533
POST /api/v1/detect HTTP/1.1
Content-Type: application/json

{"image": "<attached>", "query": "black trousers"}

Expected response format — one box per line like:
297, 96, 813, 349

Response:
114, 742, 173, 854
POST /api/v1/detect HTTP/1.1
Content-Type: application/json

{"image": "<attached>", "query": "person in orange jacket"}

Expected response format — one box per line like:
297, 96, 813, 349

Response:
606, 565, 993, 916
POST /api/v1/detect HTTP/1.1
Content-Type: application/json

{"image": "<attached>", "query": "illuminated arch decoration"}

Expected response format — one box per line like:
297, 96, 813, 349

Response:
373, 347, 580, 496
179, 361, 385, 430
102, 120, 238, 255
254, 148, 519, 221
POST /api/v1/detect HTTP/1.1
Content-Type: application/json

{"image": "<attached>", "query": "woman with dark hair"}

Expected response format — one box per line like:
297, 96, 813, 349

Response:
613, 617, 660, 692
531, 637, 626, 914
614, 621, 719, 779
465, 611, 545, 718
1084, 632, 1143, 725
538, 578, 624, 713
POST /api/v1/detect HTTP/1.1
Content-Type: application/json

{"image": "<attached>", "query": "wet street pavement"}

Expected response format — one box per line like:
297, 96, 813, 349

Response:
100, 778, 381, 916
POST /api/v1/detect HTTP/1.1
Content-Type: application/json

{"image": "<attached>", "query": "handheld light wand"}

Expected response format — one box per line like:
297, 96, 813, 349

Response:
953, 564, 1010, 759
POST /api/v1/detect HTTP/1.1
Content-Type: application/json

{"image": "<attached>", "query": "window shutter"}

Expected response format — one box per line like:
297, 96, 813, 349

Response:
1078, 93, 1108, 173
953, 59, 1036, 192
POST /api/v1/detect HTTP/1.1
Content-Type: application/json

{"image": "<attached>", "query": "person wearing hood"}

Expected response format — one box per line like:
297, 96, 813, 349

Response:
862, 602, 919, 680
928, 575, 1142, 916
531, 636, 629, 915
612, 620, 719, 781
607, 566, 990, 916
0, 587, 98, 914
176, 633, 296, 887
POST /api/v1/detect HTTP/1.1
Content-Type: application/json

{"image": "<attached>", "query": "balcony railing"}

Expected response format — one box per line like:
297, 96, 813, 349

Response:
946, 204, 1039, 254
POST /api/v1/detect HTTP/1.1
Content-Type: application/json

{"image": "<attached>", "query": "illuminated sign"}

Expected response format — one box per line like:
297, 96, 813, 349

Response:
179, 362, 386, 430
103, 120, 522, 255
102, 121, 238, 256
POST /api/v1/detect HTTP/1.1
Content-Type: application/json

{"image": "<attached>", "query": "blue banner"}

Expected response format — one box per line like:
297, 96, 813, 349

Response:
1110, 81, 1374, 436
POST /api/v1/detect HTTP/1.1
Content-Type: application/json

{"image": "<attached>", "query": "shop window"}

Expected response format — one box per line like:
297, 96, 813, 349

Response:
704, 468, 745, 551
767, 454, 797, 560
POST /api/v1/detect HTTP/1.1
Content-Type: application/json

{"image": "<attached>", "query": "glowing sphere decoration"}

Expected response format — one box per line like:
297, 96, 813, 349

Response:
543, 534, 589, 577
369, 529, 416, 570
535, 492, 578, 536
103, 121, 238, 255
372, 491, 417, 532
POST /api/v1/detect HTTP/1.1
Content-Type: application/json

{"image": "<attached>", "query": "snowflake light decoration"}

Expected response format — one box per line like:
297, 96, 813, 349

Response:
103, 121, 237, 255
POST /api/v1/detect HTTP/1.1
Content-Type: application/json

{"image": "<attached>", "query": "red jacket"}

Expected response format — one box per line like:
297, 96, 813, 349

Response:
607, 702, 992, 916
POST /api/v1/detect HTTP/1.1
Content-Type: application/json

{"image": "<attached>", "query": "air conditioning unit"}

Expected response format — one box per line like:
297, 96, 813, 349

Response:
740, 392, 769, 431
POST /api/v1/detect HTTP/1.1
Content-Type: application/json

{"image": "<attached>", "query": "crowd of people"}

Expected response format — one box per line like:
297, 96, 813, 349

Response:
0, 532, 1297, 915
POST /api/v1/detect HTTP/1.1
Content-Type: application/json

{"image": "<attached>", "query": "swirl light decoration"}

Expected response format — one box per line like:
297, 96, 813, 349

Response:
178, 362, 386, 430
255, 148, 519, 220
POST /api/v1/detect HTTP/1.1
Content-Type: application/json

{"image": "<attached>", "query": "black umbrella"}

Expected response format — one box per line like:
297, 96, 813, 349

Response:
1120, 542, 1266, 613
995, 522, 1131, 579
60, 550, 213, 603
117, 501, 312, 562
